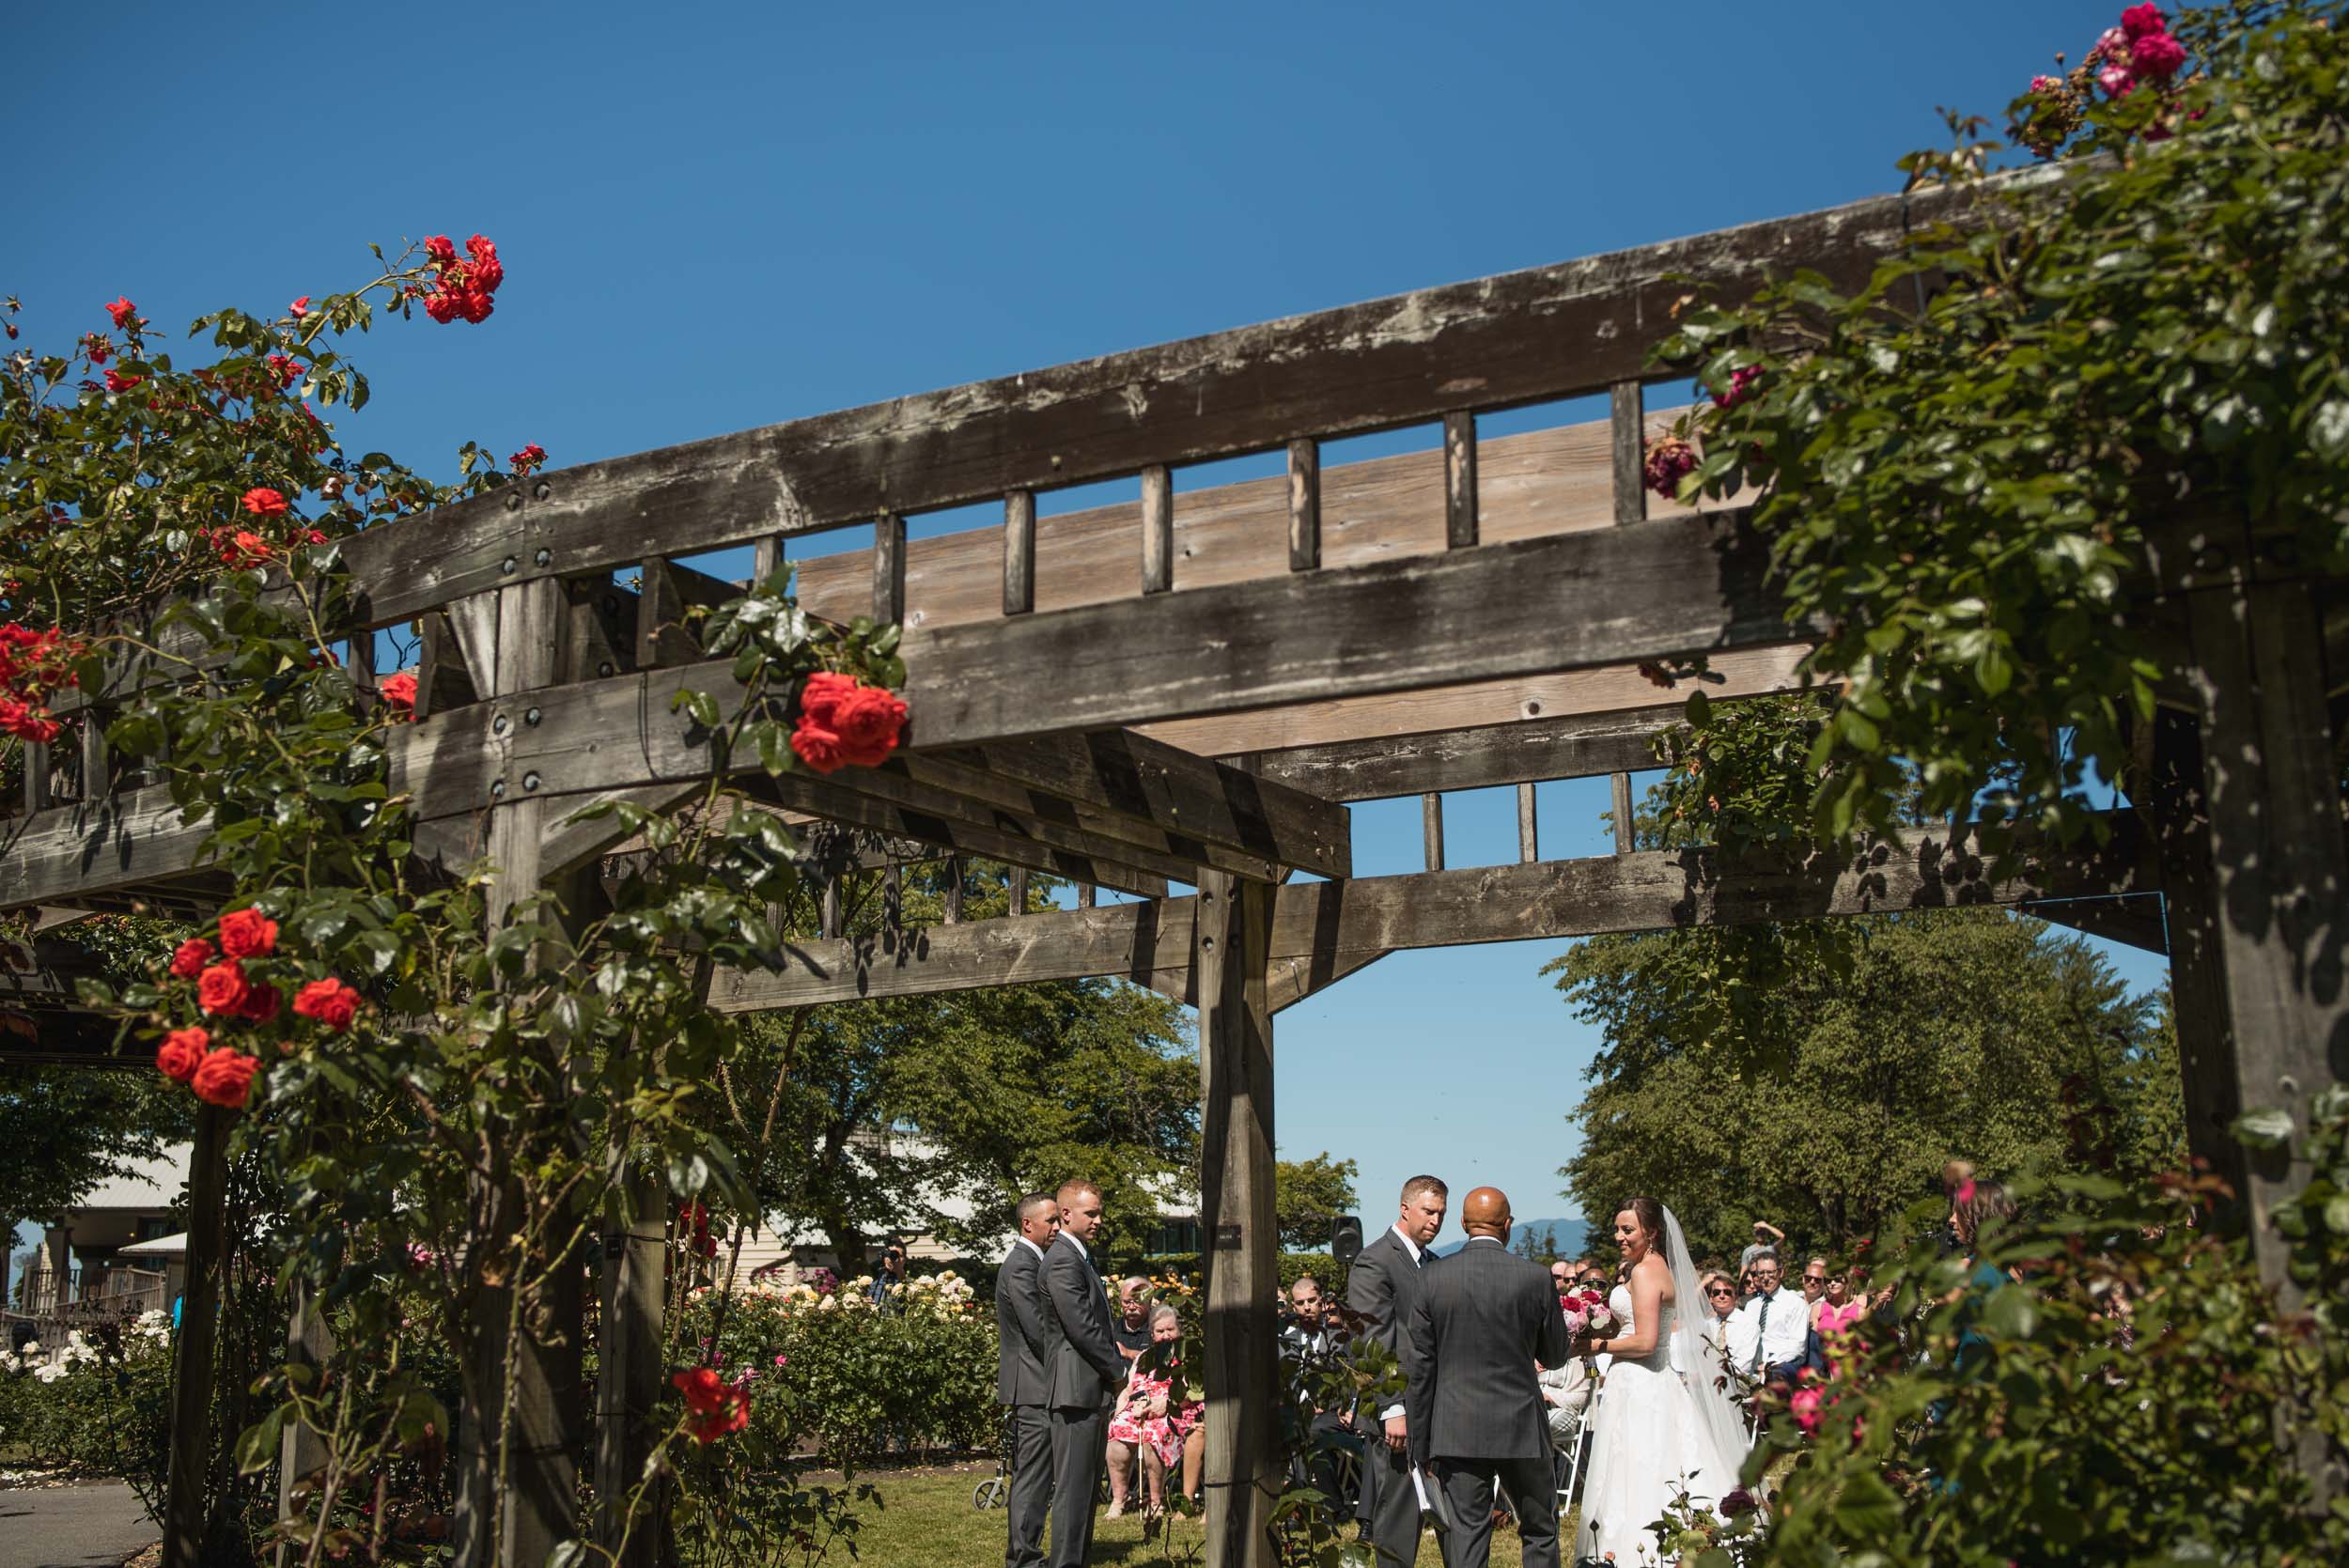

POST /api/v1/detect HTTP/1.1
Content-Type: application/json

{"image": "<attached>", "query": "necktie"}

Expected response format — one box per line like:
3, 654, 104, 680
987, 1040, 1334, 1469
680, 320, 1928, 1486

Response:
1750, 1295, 1770, 1372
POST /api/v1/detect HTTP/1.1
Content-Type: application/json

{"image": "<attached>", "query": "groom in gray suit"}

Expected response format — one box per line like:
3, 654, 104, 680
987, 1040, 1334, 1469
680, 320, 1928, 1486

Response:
1346, 1173, 1449, 1567
1406, 1186, 1572, 1568
995, 1193, 1061, 1568
1040, 1179, 1124, 1568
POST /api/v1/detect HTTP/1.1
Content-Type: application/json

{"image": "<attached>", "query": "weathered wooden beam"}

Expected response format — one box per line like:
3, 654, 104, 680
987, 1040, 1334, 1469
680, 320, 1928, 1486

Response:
709, 814, 2155, 1008
1141, 465, 1174, 596
594, 1166, 667, 1568
1443, 411, 1478, 550
1234, 704, 1678, 801
919, 730, 1351, 878
1286, 439, 1319, 572
1, 784, 216, 912
326, 171, 2048, 624
1003, 491, 1036, 616
1610, 381, 1647, 526
2021, 893, 2168, 956
1144, 644, 1809, 761
2151, 707, 2248, 1216
746, 771, 1173, 901
1195, 871, 1278, 1568
902, 508, 1799, 748
392, 510, 1805, 816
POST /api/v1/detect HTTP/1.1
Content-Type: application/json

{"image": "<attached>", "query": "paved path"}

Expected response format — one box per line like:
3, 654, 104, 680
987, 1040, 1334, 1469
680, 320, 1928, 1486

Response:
0, 1483, 157, 1568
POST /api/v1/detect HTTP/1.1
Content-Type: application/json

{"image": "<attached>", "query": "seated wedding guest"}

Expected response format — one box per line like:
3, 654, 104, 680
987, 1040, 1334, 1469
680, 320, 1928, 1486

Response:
1798, 1256, 1832, 1317
1281, 1275, 1336, 1356
1699, 1270, 1738, 1351
1548, 1260, 1576, 1299
1814, 1265, 1866, 1340
1538, 1357, 1595, 1453
1105, 1304, 1202, 1523
1114, 1277, 1155, 1364
1281, 1276, 1357, 1503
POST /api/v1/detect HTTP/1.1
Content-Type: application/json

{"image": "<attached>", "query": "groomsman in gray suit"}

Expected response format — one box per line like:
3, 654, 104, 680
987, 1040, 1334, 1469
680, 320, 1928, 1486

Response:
1040, 1179, 1125, 1568
995, 1193, 1061, 1568
1345, 1173, 1450, 1567
1406, 1186, 1572, 1568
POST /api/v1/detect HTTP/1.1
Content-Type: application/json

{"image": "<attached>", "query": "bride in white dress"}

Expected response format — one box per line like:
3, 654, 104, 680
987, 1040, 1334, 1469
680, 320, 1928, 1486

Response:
1573, 1197, 1751, 1565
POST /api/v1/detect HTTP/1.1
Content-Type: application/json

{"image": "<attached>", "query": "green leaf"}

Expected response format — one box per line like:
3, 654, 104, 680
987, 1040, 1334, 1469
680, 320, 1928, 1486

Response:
235, 1404, 290, 1475
2233, 1107, 2296, 1150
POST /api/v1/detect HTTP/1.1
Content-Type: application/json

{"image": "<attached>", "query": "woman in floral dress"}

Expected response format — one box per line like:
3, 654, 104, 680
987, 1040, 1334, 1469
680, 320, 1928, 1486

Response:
1105, 1303, 1201, 1522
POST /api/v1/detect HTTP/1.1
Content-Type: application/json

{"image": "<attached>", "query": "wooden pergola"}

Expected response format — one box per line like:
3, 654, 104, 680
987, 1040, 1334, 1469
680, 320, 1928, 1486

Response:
5, 168, 2342, 1567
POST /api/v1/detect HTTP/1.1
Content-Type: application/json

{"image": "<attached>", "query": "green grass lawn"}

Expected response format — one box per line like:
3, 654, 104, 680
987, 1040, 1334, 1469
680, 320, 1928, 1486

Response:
838, 1463, 1557, 1567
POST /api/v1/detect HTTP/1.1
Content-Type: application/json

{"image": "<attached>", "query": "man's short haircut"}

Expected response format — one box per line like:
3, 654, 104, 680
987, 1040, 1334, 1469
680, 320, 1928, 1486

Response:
1056, 1178, 1103, 1205
1748, 1248, 1781, 1268
1016, 1192, 1058, 1225
1289, 1273, 1319, 1295
1399, 1174, 1448, 1205
1121, 1275, 1149, 1295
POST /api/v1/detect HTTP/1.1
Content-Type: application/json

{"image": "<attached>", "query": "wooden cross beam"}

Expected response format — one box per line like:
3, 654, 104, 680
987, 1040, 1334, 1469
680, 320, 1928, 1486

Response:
706, 812, 2156, 1010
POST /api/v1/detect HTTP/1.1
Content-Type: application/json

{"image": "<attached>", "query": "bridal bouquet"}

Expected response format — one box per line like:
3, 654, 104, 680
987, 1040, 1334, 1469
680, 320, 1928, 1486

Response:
1561, 1287, 1618, 1340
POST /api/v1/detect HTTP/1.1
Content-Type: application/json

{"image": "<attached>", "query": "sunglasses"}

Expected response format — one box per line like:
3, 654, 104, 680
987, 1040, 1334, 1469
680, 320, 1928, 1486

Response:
1706, 1286, 1735, 1297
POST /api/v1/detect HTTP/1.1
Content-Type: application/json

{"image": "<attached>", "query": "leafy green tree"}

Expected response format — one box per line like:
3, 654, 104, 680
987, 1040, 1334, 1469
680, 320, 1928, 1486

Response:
1553, 908, 2177, 1264
1273, 1152, 1359, 1252
0, 1067, 192, 1242
718, 862, 1199, 1265
1549, 691, 2179, 1264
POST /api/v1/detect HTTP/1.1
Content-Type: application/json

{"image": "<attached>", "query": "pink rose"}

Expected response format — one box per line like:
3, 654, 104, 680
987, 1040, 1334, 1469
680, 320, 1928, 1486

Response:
2131, 31, 2186, 80
2119, 5, 2167, 40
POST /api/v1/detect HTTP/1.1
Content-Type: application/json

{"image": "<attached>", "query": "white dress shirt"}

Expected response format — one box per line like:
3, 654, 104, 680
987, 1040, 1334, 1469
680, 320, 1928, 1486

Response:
1725, 1286, 1810, 1374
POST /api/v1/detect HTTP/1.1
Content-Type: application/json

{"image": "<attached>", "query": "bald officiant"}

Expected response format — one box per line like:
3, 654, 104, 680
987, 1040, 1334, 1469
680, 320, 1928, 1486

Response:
1406, 1187, 1572, 1568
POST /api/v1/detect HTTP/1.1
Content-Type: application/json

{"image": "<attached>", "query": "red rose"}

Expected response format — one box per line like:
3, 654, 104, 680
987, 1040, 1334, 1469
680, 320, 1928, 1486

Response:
293, 977, 362, 1032
2120, 4, 2168, 39
2131, 31, 2186, 80
670, 1369, 751, 1444
798, 672, 858, 728
196, 961, 250, 1017
242, 488, 289, 519
237, 982, 282, 1025
218, 907, 278, 958
105, 297, 137, 328
459, 291, 495, 323
102, 369, 141, 393
82, 334, 110, 365
829, 684, 907, 768
424, 290, 461, 324
789, 717, 848, 774
156, 1027, 209, 1083
465, 234, 498, 261
379, 671, 419, 714
288, 296, 311, 318
508, 443, 546, 474
191, 1048, 258, 1109
468, 255, 506, 294
425, 235, 458, 264
218, 531, 272, 567
170, 938, 215, 979
0, 699, 61, 744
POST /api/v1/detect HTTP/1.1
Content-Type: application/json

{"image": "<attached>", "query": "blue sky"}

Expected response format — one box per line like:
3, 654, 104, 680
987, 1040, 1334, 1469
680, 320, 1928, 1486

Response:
8, 0, 2166, 1254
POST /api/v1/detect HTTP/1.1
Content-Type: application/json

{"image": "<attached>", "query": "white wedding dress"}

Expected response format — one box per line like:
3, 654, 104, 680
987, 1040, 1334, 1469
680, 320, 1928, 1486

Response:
1574, 1211, 1750, 1566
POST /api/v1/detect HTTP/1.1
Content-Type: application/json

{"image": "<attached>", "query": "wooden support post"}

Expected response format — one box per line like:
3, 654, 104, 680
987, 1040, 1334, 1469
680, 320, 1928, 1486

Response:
1610, 771, 1635, 854
1007, 865, 1029, 918
275, 1286, 337, 1568
163, 1105, 231, 1568
1422, 793, 1444, 872
1141, 464, 1174, 595
1286, 439, 1319, 572
455, 577, 583, 1568
1079, 883, 1097, 909
1610, 381, 1646, 525
23, 737, 50, 812
943, 855, 964, 924
595, 1164, 668, 1568
752, 533, 784, 583
1003, 491, 1036, 615
1196, 871, 1277, 1568
820, 877, 842, 939
1517, 782, 1538, 863
873, 513, 907, 626
1443, 410, 1478, 549
883, 862, 903, 939
79, 706, 109, 798
2181, 574, 2349, 1303
2151, 707, 2249, 1219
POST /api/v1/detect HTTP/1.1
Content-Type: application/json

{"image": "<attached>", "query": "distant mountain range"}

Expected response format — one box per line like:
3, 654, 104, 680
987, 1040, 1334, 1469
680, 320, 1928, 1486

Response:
1432, 1217, 1589, 1259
